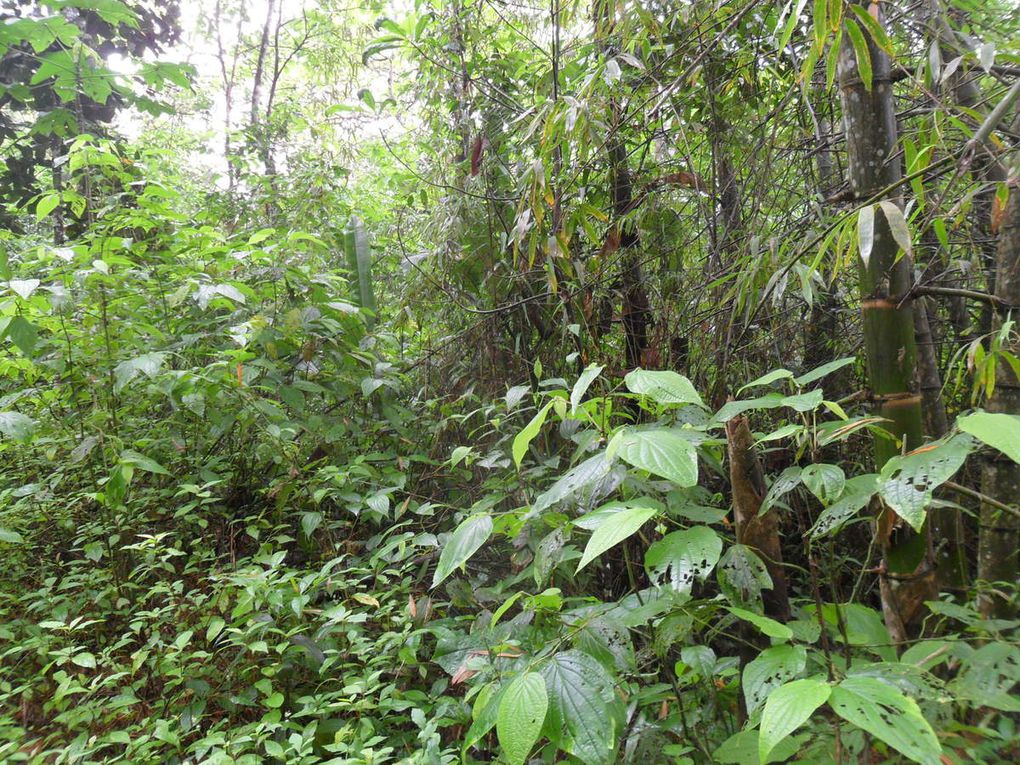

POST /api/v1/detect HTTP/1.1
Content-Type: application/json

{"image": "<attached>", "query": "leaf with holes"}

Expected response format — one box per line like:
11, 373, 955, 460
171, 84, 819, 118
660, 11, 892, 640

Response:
614, 428, 698, 487
540, 650, 617, 765
577, 505, 656, 572
759, 677, 831, 764
624, 369, 704, 407
497, 672, 548, 765
743, 645, 807, 714
432, 514, 493, 587
810, 474, 879, 539
957, 412, 1020, 464
645, 526, 722, 593
880, 434, 973, 531
718, 544, 773, 608
801, 463, 845, 504
761, 467, 802, 513
830, 676, 942, 765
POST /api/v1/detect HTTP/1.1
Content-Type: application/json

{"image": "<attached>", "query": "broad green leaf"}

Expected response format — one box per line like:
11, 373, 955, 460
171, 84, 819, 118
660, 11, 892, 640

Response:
206, 617, 225, 642
0, 411, 35, 441
858, 204, 875, 266
497, 673, 548, 765
761, 467, 801, 514
120, 450, 170, 475
880, 434, 973, 531
624, 369, 704, 407
957, 412, 1020, 464
830, 676, 941, 765
113, 352, 167, 394
570, 364, 604, 413
513, 401, 553, 468
743, 644, 807, 714
577, 506, 656, 572
432, 513, 493, 587
759, 677, 831, 764
800, 463, 845, 504
644, 526, 722, 592
811, 474, 880, 538
3, 315, 38, 355
532, 452, 613, 514
728, 606, 793, 640
614, 428, 698, 486
0, 528, 25, 544
540, 650, 617, 765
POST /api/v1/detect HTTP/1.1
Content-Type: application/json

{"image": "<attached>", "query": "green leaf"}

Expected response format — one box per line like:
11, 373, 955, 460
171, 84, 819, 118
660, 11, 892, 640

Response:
957, 412, 1020, 464
624, 369, 704, 407
8, 278, 40, 300
844, 17, 873, 91
4, 315, 38, 355
830, 676, 942, 765
644, 526, 722, 593
743, 644, 807, 714
738, 368, 793, 393
880, 434, 972, 531
761, 467, 802, 514
120, 450, 170, 475
570, 363, 604, 413
206, 617, 225, 642
811, 474, 880, 538
532, 453, 612, 514
432, 513, 493, 587
728, 606, 793, 640
497, 673, 548, 765
794, 357, 855, 387
759, 677, 831, 764
614, 428, 698, 487
718, 544, 773, 608
858, 204, 875, 266
0, 411, 35, 441
577, 506, 656, 572
113, 352, 167, 394
513, 401, 553, 468
776, 0, 808, 53
800, 463, 845, 504
848, 4, 893, 53
0, 528, 25, 544
540, 651, 617, 765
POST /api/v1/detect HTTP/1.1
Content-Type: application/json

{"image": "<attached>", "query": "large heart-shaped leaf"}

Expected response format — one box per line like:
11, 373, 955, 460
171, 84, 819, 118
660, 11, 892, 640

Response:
497, 672, 548, 765
759, 677, 830, 764
540, 651, 617, 765
624, 369, 704, 407
644, 526, 721, 592
957, 412, 1020, 464
743, 644, 807, 714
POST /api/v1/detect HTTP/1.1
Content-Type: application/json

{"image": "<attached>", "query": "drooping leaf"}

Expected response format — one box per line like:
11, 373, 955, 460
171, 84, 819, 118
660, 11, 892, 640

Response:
113, 352, 167, 394
570, 364, 604, 413
829, 676, 942, 765
432, 514, 493, 587
957, 412, 1020, 464
497, 672, 548, 765
759, 677, 831, 764
761, 467, 802, 514
614, 428, 698, 487
728, 606, 793, 641
879, 201, 912, 259
811, 474, 880, 539
644, 526, 722, 592
844, 17, 873, 91
513, 401, 553, 468
794, 357, 855, 386
0, 411, 35, 441
532, 452, 614, 514
738, 368, 793, 393
577, 505, 656, 572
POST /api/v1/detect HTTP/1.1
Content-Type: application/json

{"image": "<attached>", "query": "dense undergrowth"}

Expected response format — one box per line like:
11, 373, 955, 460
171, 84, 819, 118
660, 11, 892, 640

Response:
3, 1, 1020, 764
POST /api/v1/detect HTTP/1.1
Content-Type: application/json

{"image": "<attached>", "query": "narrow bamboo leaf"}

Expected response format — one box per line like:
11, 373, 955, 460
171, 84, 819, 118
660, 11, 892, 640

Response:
848, 4, 893, 54
857, 204, 875, 266
844, 17, 873, 91
759, 677, 830, 764
577, 506, 656, 572
497, 673, 548, 765
879, 201, 912, 259
432, 514, 493, 587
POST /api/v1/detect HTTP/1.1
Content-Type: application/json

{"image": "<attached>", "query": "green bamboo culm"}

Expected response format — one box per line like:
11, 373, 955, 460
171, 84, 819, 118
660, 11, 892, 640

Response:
343, 215, 377, 328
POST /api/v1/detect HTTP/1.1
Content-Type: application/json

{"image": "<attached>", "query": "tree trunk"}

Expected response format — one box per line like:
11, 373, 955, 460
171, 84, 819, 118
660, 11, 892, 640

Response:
837, 3, 935, 642
978, 179, 1020, 618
